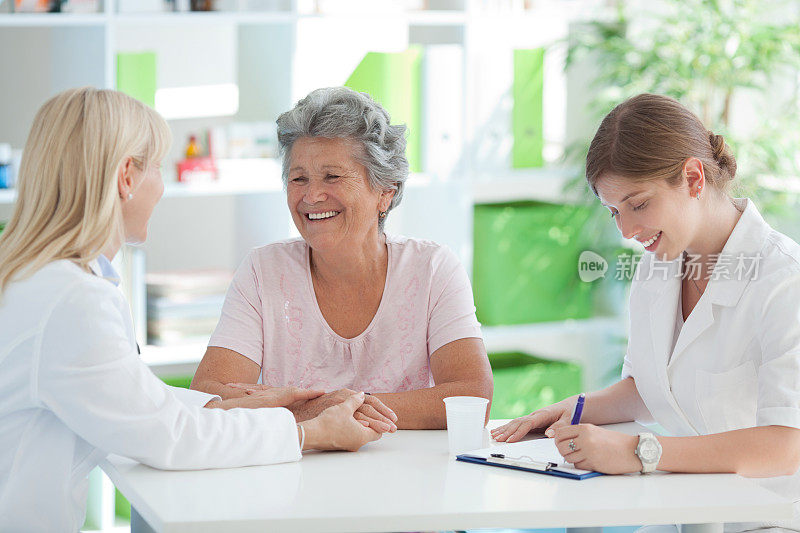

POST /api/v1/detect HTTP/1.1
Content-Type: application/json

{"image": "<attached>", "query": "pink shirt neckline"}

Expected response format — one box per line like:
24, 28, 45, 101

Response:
208, 235, 483, 392
302, 237, 395, 344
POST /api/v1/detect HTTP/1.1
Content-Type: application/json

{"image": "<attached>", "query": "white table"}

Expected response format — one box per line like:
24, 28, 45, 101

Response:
101, 422, 793, 533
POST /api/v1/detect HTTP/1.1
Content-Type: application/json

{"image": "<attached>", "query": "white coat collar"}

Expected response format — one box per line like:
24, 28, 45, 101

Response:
704, 198, 770, 308
638, 199, 771, 425
88, 255, 121, 287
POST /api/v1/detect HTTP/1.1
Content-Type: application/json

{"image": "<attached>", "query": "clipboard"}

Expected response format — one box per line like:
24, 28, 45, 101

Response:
456, 437, 603, 480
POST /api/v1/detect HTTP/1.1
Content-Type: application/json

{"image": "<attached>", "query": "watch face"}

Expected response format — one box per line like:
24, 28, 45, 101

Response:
641, 440, 659, 462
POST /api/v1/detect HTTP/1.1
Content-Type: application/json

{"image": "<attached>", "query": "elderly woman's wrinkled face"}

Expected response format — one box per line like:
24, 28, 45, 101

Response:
287, 137, 393, 252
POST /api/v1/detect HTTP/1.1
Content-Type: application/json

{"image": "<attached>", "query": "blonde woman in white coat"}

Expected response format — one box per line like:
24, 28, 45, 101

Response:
0, 88, 384, 533
493, 94, 800, 532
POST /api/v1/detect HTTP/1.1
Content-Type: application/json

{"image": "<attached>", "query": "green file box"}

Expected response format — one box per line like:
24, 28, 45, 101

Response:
473, 201, 597, 325
345, 48, 422, 173
512, 48, 545, 169
116, 52, 157, 108
489, 352, 582, 419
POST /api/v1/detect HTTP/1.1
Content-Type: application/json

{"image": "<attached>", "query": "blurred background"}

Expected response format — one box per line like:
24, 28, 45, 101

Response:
0, 0, 799, 530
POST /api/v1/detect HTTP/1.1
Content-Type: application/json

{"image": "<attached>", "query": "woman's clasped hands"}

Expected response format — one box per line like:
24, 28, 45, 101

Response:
227, 383, 398, 433
298, 392, 385, 452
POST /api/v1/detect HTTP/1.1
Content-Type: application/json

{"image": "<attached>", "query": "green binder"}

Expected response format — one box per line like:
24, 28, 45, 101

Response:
512, 48, 545, 168
116, 51, 157, 108
345, 48, 422, 173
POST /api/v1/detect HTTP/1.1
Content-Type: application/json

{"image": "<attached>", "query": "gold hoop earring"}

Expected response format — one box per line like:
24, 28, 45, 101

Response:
379, 211, 387, 219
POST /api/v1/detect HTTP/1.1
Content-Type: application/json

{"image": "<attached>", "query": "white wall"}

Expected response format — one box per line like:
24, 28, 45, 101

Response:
0, 27, 105, 149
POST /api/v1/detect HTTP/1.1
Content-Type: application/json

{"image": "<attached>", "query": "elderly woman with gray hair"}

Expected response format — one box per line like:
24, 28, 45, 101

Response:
191, 87, 493, 430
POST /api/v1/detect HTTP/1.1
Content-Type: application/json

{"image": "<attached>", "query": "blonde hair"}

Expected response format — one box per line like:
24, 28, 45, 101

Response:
0, 87, 171, 293
585, 93, 737, 196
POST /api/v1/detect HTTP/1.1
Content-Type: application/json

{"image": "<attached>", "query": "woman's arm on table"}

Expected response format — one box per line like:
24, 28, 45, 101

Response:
41, 286, 303, 469
192, 346, 397, 431
553, 423, 800, 476
371, 337, 494, 430
191, 346, 264, 399
192, 348, 323, 408
659, 426, 800, 476
359, 245, 493, 429
212, 338, 492, 430
492, 376, 651, 442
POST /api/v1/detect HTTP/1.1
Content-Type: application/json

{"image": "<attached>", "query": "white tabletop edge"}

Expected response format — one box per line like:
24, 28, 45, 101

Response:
101, 456, 166, 532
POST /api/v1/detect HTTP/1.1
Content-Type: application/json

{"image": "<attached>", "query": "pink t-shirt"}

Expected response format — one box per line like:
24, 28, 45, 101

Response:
208, 235, 483, 393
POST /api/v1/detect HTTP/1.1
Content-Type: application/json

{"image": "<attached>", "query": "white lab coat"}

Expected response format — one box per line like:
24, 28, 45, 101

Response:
624, 199, 800, 532
0, 258, 301, 532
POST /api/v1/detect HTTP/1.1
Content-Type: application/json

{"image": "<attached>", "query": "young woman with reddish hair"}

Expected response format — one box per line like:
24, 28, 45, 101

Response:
494, 93, 800, 532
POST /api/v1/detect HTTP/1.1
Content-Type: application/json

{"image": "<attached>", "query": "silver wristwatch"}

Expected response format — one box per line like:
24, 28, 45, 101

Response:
635, 432, 662, 474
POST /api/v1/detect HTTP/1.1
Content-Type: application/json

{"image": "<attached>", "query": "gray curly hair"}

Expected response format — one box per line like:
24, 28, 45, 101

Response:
276, 87, 409, 229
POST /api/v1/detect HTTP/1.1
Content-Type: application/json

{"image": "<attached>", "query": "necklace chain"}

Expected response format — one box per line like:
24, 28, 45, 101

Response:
690, 276, 703, 296
683, 252, 705, 296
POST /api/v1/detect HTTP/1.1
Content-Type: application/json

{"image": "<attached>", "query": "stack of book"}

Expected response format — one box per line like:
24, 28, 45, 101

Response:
146, 270, 233, 346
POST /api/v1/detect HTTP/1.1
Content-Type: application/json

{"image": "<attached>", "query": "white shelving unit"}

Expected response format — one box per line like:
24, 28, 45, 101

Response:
471, 166, 582, 204
482, 317, 627, 391
0, 12, 108, 25
0, 0, 610, 354
0, 3, 625, 366
0, 1, 624, 364
1, 3, 621, 528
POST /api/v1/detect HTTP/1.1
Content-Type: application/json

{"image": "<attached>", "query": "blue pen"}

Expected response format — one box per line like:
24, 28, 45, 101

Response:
570, 393, 586, 425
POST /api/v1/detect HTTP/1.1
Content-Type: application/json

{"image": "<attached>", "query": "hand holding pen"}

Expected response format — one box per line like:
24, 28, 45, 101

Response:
570, 393, 586, 425
491, 392, 587, 443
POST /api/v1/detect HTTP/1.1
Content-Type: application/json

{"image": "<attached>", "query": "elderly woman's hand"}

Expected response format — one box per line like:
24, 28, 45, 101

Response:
299, 392, 383, 451
296, 389, 397, 433
353, 393, 399, 432
230, 384, 398, 432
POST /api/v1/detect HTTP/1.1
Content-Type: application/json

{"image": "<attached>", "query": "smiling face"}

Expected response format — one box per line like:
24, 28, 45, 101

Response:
595, 172, 701, 262
286, 136, 394, 253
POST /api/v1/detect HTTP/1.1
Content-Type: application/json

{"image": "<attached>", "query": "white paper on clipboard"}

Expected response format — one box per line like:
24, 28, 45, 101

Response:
462, 437, 594, 476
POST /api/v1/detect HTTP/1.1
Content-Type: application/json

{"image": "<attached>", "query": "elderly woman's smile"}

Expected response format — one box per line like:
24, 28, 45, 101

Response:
288, 136, 388, 251
306, 211, 340, 220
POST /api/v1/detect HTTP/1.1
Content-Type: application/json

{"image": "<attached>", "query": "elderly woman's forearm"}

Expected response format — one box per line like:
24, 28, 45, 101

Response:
189, 378, 249, 399
373, 378, 493, 429
191, 347, 262, 399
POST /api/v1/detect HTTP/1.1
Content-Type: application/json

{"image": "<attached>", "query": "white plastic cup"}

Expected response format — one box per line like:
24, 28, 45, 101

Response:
443, 396, 489, 455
